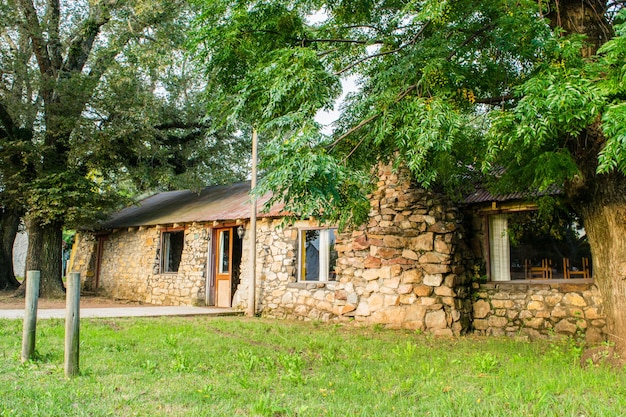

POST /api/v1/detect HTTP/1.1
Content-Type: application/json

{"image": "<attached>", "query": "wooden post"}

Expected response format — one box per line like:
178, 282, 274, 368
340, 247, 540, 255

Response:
21, 270, 40, 363
247, 128, 258, 317
64, 272, 80, 378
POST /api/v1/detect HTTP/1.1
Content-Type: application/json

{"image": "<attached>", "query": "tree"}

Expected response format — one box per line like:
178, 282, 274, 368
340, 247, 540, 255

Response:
0, 0, 248, 297
191, 1, 626, 355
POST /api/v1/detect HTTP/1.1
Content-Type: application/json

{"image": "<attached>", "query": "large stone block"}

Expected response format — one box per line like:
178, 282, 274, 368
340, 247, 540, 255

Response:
423, 274, 443, 287
563, 293, 587, 307
473, 300, 491, 319
425, 309, 447, 330
408, 233, 434, 252
383, 235, 407, 248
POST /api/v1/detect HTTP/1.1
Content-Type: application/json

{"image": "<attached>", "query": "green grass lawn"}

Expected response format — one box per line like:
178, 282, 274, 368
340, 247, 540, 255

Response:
0, 317, 624, 416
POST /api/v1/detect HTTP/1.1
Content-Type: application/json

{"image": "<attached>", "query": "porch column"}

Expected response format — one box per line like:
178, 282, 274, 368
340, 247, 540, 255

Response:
489, 214, 511, 281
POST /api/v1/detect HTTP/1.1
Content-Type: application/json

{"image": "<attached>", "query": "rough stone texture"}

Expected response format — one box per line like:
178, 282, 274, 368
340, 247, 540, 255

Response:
72, 223, 210, 306
472, 281, 606, 343
246, 166, 474, 336
12, 230, 27, 278
70, 232, 98, 290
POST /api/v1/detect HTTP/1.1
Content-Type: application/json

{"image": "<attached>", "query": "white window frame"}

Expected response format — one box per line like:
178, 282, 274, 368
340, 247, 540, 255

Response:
298, 227, 338, 282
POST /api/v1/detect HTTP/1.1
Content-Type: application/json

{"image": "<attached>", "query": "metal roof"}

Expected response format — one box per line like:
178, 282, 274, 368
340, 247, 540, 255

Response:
464, 186, 560, 204
100, 182, 284, 229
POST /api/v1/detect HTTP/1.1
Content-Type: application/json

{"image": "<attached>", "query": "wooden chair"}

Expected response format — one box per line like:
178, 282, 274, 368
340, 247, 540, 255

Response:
526, 259, 552, 279
564, 257, 590, 279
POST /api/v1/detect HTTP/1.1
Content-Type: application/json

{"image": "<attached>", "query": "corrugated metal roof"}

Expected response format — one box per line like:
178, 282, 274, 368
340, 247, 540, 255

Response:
464, 185, 560, 204
100, 182, 284, 229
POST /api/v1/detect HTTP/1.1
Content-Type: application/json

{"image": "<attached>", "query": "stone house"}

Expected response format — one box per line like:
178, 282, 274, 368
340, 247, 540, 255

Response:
71, 168, 606, 342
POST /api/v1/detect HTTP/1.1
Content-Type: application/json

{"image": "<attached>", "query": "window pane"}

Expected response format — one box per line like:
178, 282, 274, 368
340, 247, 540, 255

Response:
219, 230, 230, 274
328, 229, 338, 281
304, 230, 320, 281
499, 211, 592, 280
162, 231, 184, 273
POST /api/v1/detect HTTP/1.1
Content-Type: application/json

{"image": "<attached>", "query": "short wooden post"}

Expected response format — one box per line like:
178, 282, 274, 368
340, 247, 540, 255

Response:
21, 270, 41, 363
64, 272, 80, 378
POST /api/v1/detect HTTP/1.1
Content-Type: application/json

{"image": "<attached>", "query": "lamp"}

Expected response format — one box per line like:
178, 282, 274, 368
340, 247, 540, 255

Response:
237, 225, 245, 239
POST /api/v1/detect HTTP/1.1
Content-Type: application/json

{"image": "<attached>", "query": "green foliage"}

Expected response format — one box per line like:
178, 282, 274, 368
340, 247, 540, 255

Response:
0, 0, 249, 231
191, 0, 626, 227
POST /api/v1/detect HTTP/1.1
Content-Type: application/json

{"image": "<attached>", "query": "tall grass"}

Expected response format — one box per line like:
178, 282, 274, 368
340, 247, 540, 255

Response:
0, 317, 624, 416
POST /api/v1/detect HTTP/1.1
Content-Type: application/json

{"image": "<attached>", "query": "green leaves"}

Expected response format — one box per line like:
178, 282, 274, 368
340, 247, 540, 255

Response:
256, 121, 372, 229
191, 0, 626, 225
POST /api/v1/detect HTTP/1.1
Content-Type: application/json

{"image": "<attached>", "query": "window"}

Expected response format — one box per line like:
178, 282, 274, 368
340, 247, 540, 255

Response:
487, 210, 592, 281
161, 230, 184, 273
299, 228, 338, 282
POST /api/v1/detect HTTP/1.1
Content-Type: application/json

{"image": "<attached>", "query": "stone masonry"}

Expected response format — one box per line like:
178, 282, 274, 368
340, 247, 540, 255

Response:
472, 281, 606, 343
236, 167, 475, 335
72, 223, 210, 306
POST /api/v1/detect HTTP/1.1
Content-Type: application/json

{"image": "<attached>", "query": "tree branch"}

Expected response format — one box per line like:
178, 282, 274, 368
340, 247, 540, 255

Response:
47, 0, 63, 72
0, 101, 17, 137
446, 22, 496, 61
17, 0, 53, 81
329, 84, 417, 150
335, 22, 431, 75
62, 0, 115, 74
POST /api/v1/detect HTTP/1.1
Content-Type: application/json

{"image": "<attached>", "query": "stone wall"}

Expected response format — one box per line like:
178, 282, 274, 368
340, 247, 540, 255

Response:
12, 230, 27, 279
72, 223, 210, 306
472, 281, 606, 343
70, 232, 98, 290
238, 167, 475, 335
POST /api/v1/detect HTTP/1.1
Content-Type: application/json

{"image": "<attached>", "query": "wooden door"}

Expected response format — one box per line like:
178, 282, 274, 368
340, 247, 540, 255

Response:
215, 228, 233, 307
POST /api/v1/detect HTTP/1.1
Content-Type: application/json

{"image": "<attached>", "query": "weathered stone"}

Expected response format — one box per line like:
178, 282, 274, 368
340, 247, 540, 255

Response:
585, 327, 605, 345
402, 269, 423, 284
398, 283, 414, 294
473, 319, 489, 330
402, 249, 419, 260
353, 235, 370, 250
363, 256, 382, 268
363, 269, 382, 281
341, 304, 357, 315
527, 301, 544, 310
385, 295, 400, 307
414, 285, 432, 297
425, 309, 447, 329
422, 264, 451, 275
354, 302, 371, 316
383, 277, 400, 289
347, 292, 359, 305
408, 233, 434, 251
551, 305, 568, 318
554, 319, 578, 335
487, 316, 508, 328
524, 318, 544, 329
368, 294, 385, 311
563, 293, 587, 307
383, 235, 407, 249
335, 290, 347, 301
423, 274, 443, 287
434, 286, 455, 297
419, 252, 450, 264
473, 300, 491, 319
491, 299, 514, 309
584, 307, 602, 320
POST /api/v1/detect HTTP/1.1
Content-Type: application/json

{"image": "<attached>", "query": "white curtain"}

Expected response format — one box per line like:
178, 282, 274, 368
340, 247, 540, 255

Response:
489, 215, 511, 281
318, 230, 329, 282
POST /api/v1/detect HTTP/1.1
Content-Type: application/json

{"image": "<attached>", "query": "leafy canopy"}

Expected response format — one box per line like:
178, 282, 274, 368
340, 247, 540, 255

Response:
191, 0, 626, 226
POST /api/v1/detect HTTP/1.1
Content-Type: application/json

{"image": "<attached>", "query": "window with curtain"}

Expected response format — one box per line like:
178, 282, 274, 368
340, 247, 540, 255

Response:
299, 228, 338, 282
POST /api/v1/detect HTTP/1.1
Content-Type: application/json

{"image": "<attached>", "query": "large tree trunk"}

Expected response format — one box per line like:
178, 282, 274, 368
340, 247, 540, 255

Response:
20, 218, 65, 298
574, 173, 626, 357
0, 208, 21, 290
547, 0, 626, 356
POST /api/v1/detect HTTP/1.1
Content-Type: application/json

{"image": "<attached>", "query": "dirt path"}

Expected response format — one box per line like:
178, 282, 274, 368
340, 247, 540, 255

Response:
0, 290, 143, 310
